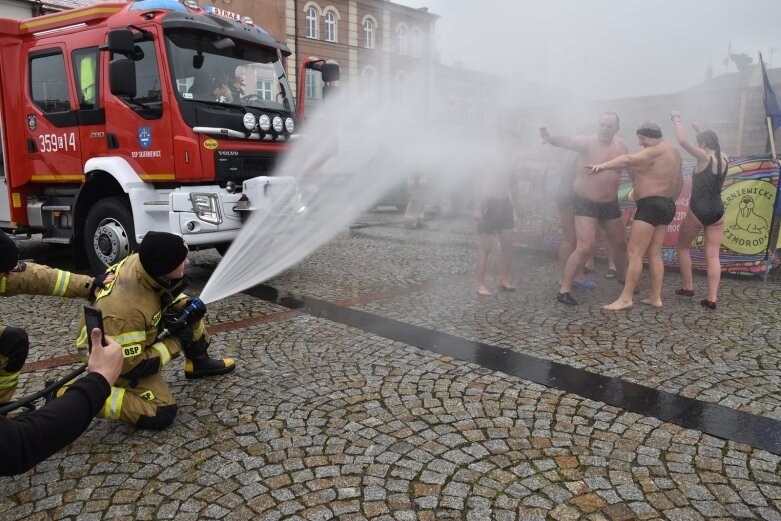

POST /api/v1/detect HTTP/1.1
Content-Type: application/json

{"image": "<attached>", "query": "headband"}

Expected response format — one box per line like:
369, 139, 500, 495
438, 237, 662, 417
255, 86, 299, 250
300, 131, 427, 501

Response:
637, 128, 662, 139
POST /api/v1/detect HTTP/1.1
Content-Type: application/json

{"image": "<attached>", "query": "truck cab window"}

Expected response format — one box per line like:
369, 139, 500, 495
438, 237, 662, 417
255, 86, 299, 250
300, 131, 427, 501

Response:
30, 52, 71, 113
112, 40, 163, 119
72, 48, 99, 109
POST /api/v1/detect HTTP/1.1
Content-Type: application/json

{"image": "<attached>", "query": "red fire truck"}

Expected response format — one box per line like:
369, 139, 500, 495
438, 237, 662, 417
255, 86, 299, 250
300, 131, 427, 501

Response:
0, 0, 338, 271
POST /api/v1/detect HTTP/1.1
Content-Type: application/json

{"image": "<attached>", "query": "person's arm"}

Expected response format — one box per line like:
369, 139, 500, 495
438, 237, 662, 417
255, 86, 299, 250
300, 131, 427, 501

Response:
540, 127, 588, 153
671, 111, 707, 161
590, 148, 651, 174
0, 330, 122, 476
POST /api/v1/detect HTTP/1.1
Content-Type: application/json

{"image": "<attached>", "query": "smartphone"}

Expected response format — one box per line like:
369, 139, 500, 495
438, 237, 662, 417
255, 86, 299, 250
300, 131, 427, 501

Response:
83, 305, 106, 352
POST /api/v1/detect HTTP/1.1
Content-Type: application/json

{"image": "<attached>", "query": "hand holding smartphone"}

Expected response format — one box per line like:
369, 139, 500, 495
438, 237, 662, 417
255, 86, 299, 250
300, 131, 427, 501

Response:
84, 305, 106, 353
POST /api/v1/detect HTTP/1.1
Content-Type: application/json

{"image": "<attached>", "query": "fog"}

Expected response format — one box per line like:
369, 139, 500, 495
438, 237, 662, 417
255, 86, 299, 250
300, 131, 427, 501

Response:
401, 0, 781, 100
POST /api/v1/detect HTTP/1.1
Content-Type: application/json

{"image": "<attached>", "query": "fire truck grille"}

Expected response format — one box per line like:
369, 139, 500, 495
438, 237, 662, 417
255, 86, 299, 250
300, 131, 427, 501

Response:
214, 153, 278, 182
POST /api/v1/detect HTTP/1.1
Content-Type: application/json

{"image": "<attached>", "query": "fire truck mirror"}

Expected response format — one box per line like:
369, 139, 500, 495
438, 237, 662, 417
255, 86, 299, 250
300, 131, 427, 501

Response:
107, 29, 136, 56
321, 63, 340, 83
193, 53, 204, 70
109, 59, 137, 98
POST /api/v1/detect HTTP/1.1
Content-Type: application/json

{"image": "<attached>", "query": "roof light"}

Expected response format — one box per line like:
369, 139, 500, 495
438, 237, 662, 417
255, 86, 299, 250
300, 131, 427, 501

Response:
183, 0, 199, 9
242, 16, 254, 25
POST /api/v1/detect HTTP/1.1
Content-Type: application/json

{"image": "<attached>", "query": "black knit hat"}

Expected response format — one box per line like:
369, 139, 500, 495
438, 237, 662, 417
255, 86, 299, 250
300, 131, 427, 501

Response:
139, 232, 188, 277
0, 232, 19, 273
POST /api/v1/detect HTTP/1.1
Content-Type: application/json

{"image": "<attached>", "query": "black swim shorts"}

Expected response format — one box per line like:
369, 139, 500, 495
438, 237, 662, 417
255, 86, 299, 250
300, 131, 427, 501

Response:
634, 196, 676, 226
573, 196, 622, 222
478, 197, 514, 235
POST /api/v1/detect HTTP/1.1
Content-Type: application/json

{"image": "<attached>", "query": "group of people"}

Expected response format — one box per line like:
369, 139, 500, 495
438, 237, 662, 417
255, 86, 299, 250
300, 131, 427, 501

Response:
473, 111, 728, 310
0, 231, 235, 475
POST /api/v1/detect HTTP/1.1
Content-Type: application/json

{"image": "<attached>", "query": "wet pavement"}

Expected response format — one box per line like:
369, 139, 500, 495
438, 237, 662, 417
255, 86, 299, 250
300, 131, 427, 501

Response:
1, 211, 780, 520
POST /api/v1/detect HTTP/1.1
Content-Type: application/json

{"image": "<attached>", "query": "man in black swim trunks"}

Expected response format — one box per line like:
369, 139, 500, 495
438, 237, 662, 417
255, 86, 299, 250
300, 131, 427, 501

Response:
541, 112, 629, 305
474, 142, 523, 296
591, 122, 683, 310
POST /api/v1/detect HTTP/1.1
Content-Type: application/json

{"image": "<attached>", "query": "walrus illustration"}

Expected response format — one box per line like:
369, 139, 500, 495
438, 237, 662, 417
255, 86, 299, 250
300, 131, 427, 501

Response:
731, 195, 769, 234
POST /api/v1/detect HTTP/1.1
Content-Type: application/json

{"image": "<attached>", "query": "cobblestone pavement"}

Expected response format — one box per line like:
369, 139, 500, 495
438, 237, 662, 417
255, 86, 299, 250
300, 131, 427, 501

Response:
1, 212, 780, 520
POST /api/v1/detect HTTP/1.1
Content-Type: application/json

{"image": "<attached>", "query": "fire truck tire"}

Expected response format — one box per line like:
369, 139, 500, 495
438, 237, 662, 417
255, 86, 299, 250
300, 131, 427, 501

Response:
84, 197, 137, 273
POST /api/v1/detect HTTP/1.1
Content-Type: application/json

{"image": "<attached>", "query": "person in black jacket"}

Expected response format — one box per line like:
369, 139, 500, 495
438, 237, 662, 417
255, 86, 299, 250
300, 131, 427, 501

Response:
0, 328, 123, 476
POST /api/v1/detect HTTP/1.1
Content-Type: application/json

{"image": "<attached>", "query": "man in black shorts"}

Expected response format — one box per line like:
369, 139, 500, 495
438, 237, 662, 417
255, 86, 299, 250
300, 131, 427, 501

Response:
590, 122, 683, 310
474, 144, 522, 296
541, 112, 629, 305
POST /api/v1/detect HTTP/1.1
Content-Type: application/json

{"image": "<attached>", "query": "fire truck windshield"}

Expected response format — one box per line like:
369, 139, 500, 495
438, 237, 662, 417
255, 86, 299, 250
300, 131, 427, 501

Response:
165, 29, 293, 113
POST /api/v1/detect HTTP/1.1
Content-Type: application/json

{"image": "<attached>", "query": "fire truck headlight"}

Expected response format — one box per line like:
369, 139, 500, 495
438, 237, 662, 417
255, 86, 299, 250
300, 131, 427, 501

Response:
259, 114, 271, 132
190, 193, 222, 225
272, 116, 284, 133
285, 117, 295, 134
242, 113, 257, 131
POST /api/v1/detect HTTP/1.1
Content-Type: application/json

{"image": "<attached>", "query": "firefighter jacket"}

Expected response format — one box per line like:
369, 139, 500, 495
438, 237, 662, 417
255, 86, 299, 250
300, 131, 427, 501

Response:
1, 262, 94, 337
74, 254, 195, 384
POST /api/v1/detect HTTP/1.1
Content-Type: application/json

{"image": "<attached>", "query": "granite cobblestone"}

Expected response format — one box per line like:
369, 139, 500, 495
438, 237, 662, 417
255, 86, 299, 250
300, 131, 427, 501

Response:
2, 217, 780, 518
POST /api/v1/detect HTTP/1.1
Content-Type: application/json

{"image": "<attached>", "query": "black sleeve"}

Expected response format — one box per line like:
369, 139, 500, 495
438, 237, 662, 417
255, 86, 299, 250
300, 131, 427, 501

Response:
0, 372, 110, 476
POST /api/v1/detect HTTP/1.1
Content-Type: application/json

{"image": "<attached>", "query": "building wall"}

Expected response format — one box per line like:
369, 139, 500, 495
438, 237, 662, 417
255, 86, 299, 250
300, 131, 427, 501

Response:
209, 0, 287, 43
0, 0, 34, 19
290, 0, 437, 100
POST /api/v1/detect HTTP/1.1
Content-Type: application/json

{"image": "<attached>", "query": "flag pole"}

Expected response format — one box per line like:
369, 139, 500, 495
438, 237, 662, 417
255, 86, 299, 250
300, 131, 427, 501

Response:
759, 52, 781, 266
760, 52, 778, 158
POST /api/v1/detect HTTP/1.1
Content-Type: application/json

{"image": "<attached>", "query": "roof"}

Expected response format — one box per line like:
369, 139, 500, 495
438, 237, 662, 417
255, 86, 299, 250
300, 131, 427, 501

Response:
44, 0, 106, 9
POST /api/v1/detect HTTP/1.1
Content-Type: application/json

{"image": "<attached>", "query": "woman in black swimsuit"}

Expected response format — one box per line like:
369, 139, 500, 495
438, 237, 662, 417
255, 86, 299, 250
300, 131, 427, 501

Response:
671, 111, 728, 309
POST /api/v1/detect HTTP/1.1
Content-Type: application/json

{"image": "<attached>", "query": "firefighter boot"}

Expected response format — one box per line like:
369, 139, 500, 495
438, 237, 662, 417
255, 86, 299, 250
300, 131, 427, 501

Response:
183, 336, 235, 379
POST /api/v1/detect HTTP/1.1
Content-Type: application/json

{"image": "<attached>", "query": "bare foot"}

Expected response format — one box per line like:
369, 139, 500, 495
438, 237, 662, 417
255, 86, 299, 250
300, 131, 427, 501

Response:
498, 281, 516, 291
603, 299, 633, 311
640, 298, 663, 308
477, 286, 492, 296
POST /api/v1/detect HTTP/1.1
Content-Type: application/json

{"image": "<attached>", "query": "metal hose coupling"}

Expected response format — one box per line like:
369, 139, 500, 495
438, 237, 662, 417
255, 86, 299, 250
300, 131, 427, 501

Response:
181, 297, 207, 325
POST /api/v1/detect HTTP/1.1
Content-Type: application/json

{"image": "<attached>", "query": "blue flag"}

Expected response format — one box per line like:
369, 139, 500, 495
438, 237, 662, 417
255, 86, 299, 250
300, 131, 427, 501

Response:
761, 58, 781, 130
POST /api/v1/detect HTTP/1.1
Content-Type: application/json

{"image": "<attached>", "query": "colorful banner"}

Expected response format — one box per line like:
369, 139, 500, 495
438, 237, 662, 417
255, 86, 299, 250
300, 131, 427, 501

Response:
514, 156, 781, 275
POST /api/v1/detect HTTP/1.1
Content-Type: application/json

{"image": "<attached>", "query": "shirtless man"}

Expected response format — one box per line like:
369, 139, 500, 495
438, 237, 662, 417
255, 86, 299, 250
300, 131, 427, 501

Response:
474, 142, 522, 296
541, 112, 629, 305
591, 122, 683, 310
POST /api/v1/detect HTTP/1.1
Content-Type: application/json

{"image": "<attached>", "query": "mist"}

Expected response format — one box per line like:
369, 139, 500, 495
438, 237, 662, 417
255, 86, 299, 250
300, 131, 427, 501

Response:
402, 0, 781, 100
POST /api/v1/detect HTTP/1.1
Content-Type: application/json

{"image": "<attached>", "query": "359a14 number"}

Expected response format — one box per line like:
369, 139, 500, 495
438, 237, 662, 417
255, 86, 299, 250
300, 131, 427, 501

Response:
38, 132, 76, 153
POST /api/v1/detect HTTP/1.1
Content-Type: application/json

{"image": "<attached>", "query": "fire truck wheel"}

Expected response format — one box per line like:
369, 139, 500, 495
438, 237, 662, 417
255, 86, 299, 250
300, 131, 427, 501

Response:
84, 197, 137, 273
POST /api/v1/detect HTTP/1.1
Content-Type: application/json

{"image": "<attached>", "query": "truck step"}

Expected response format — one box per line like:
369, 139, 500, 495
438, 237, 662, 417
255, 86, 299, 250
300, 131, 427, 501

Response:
41, 237, 71, 245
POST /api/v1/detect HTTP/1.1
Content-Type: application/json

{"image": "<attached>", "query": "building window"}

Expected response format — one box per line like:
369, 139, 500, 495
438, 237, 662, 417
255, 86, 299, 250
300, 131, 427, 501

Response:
397, 25, 408, 55
324, 10, 336, 42
411, 28, 422, 58
256, 79, 273, 101
363, 18, 375, 49
305, 6, 317, 39
305, 68, 322, 100
361, 66, 377, 97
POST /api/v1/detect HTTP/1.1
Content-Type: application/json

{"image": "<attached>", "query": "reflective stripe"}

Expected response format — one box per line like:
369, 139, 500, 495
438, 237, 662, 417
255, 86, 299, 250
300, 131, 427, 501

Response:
193, 320, 205, 338
113, 331, 147, 345
151, 342, 171, 366
102, 386, 125, 420
0, 372, 20, 390
52, 270, 71, 296
0, 277, 6, 294
76, 325, 88, 345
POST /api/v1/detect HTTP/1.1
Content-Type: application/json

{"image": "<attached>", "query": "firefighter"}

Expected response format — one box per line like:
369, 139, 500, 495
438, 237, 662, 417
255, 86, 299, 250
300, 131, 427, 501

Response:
70, 231, 236, 430
0, 232, 105, 404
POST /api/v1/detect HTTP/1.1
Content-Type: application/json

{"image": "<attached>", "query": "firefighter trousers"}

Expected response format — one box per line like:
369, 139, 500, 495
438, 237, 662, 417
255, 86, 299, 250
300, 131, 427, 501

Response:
60, 370, 177, 430
0, 327, 30, 403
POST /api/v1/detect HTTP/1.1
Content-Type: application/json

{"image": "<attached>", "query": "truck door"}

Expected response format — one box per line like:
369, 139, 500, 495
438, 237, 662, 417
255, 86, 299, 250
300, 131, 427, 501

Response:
25, 46, 83, 184
103, 37, 175, 184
